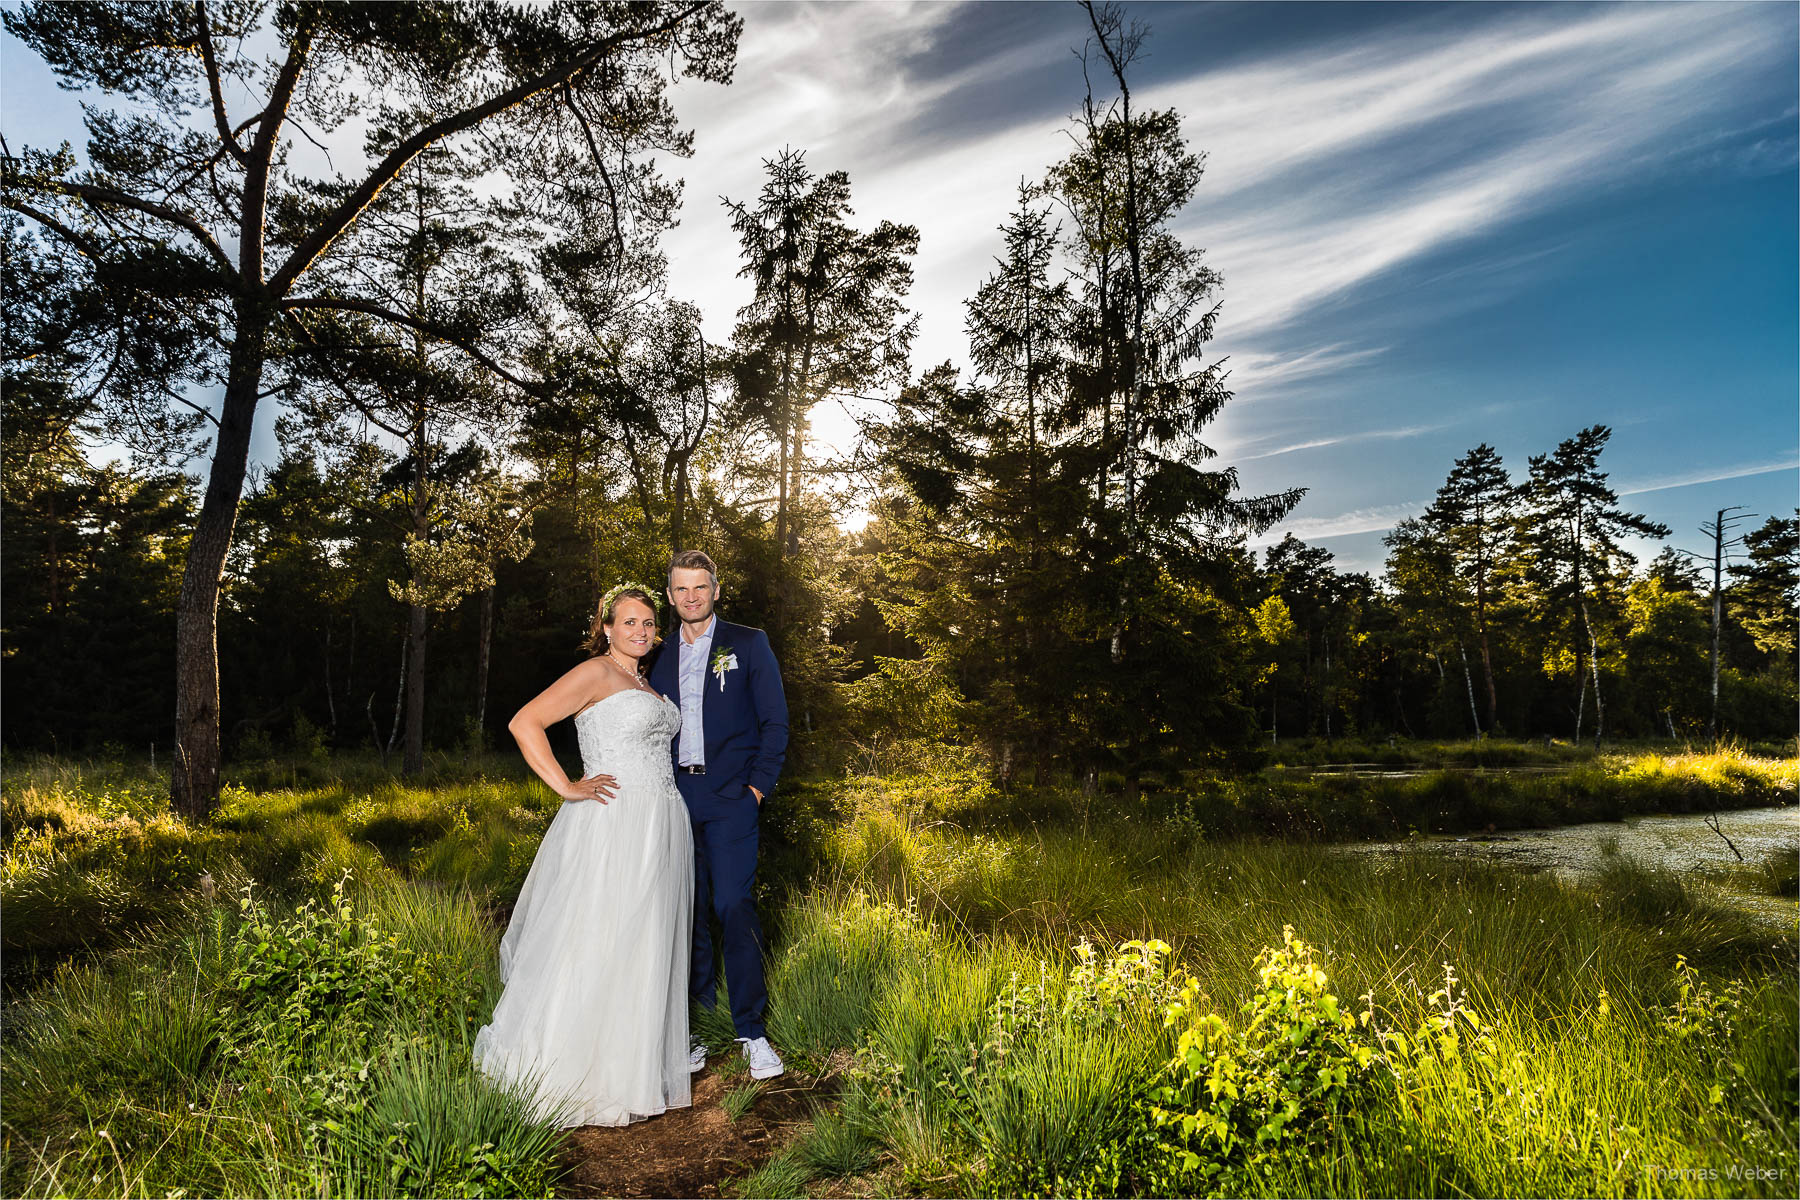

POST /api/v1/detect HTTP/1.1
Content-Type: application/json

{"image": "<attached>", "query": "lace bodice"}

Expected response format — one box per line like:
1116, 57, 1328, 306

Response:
573, 688, 680, 778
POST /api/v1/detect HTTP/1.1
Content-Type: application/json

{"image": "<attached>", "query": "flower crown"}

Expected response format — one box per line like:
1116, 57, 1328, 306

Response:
600, 581, 663, 621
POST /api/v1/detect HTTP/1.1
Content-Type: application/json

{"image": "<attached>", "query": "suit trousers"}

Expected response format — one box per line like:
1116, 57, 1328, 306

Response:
676, 773, 767, 1041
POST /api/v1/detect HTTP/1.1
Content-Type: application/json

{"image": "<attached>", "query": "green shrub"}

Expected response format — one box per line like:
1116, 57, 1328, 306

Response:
733, 1146, 810, 1199
722, 1080, 765, 1122
222, 872, 419, 1065
1140, 927, 1385, 1196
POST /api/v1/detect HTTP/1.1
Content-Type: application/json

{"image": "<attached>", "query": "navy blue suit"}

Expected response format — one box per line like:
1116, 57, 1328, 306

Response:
648, 619, 788, 1040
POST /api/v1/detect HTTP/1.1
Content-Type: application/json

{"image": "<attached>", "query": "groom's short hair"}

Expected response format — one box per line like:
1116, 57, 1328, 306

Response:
668, 549, 718, 588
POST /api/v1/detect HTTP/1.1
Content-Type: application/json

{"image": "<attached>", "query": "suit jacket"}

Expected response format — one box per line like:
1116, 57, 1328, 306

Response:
649, 618, 789, 803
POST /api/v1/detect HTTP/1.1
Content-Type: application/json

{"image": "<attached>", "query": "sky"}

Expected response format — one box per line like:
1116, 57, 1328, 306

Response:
5, 1, 1796, 575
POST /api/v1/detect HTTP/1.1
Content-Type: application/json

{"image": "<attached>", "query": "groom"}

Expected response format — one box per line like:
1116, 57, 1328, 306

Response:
650, 550, 789, 1080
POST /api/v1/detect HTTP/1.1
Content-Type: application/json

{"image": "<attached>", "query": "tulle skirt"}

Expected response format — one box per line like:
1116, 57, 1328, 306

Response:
473, 775, 694, 1127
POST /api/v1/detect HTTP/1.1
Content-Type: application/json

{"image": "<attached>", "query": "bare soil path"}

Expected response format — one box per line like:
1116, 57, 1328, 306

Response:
556, 1061, 831, 1199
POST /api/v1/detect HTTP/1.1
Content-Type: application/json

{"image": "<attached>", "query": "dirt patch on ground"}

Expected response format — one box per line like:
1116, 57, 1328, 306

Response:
556, 1061, 833, 1198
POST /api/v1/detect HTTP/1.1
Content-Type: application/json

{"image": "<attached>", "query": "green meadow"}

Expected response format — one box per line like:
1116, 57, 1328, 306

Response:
2, 745, 1794, 1198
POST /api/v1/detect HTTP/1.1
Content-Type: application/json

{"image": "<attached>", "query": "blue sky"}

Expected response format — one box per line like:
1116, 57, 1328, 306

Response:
6, 1, 1796, 574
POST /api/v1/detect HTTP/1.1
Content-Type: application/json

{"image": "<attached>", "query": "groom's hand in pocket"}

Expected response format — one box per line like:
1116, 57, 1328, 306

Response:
748, 785, 762, 806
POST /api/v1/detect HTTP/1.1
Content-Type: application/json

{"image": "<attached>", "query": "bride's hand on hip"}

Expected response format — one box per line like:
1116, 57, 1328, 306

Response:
561, 774, 618, 804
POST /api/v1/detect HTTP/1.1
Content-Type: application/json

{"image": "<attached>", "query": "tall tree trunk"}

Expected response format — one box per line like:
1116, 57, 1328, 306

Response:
46, 491, 62, 616
1574, 663, 1587, 745
475, 584, 495, 735
1709, 528, 1723, 740
323, 624, 337, 739
1458, 641, 1481, 736
670, 454, 688, 551
773, 335, 794, 624
1086, 2, 1145, 667
403, 599, 428, 774
1475, 563, 1499, 728
403, 383, 429, 775
347, 614, 357, 729
1323, 635, 1333, 738
622, 424, 656, 532
173, 308, 269, 820
789, 287, 819, 561
387, 631, 407, 766
1581, 596, 1606, 744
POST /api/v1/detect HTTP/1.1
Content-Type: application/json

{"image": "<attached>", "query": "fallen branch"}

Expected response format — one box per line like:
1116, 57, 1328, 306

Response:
1702, 811, 1744, 862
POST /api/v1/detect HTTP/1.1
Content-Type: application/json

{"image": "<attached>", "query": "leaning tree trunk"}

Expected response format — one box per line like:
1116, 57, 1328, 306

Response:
173, 309, 270, 820
1574, 664, 1588, 745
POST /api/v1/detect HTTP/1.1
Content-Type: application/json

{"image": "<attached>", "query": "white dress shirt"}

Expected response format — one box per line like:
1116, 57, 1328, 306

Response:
676, 616, 715, 767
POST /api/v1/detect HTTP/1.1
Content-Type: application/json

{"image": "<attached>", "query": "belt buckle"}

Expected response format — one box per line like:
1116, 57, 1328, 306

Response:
681, 764, 706, 775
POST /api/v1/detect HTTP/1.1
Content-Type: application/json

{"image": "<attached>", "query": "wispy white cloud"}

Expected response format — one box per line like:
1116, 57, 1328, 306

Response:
1618, 457, 1798, 497
1248, 501, 1422, 548
1175, 3, 1785, 343
1222, 342, 1392, 391
651, 2, 1798, 478
661, 0, 1789, 457
1231, 420, 1449, 464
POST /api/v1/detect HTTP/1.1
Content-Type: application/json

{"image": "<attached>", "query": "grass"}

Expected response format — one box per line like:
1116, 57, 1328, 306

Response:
735, 1146, 811, 1198
722, 1080, 767, 1122
0, 761, 560, 992
0, 869, 562, 1198
3, 745, 1793, 1198
748, 753, 1797, 1198
1133, 746, 1790, 842
1262, 734, 1800, 769
795, 1098, 881, 1177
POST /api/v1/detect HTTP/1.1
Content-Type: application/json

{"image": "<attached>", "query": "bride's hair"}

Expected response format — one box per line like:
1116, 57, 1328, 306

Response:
582, 585, 662, 657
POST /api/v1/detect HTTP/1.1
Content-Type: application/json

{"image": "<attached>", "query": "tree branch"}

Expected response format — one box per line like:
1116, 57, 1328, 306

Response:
49, 182, 235, 275
269, 3, 707, 296
282, 296, 540, 395
4, 199, 105, 259
193, 1, 249, 165
162, 384, 221, 428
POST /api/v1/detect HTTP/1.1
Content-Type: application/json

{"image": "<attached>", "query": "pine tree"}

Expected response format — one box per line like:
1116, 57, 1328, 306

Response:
1049, 13, 1300, 669
723, 149, 918, 624
1517, 426, 1670, 743
1728, 512, 1799, 661
2, 0, 742, 816
1421, 444, 1514, 729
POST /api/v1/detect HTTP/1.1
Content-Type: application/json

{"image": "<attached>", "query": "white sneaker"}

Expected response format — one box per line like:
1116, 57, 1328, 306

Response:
688, 1041, 707, 1073
740, 1036, 784, 1079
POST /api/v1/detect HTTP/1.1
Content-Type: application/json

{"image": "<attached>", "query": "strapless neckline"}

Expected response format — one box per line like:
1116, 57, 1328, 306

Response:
582, 687, 677, 716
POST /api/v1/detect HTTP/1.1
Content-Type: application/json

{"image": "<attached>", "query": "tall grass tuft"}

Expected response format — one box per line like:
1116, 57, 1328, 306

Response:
765, 888, 936, 1061
328, 1040, 567, 1199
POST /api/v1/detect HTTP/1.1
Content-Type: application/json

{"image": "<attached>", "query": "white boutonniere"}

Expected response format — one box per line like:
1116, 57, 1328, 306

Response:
710, 646, 739, 691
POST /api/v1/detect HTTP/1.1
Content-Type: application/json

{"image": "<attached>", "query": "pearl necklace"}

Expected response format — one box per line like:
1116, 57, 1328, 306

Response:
605, 651, 652, 692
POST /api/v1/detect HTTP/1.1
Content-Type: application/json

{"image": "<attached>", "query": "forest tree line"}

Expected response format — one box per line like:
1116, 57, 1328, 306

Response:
3, 3, 1795, 808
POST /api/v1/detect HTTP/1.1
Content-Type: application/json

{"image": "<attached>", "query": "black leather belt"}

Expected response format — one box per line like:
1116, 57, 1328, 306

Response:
679, 764, 707, 775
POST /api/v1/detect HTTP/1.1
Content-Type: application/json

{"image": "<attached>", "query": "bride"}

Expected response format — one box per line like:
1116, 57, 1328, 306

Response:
473, 583, 693, 1127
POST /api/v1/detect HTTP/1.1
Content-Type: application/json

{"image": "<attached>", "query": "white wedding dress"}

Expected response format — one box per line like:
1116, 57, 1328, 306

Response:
473, 688, 693, 1127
